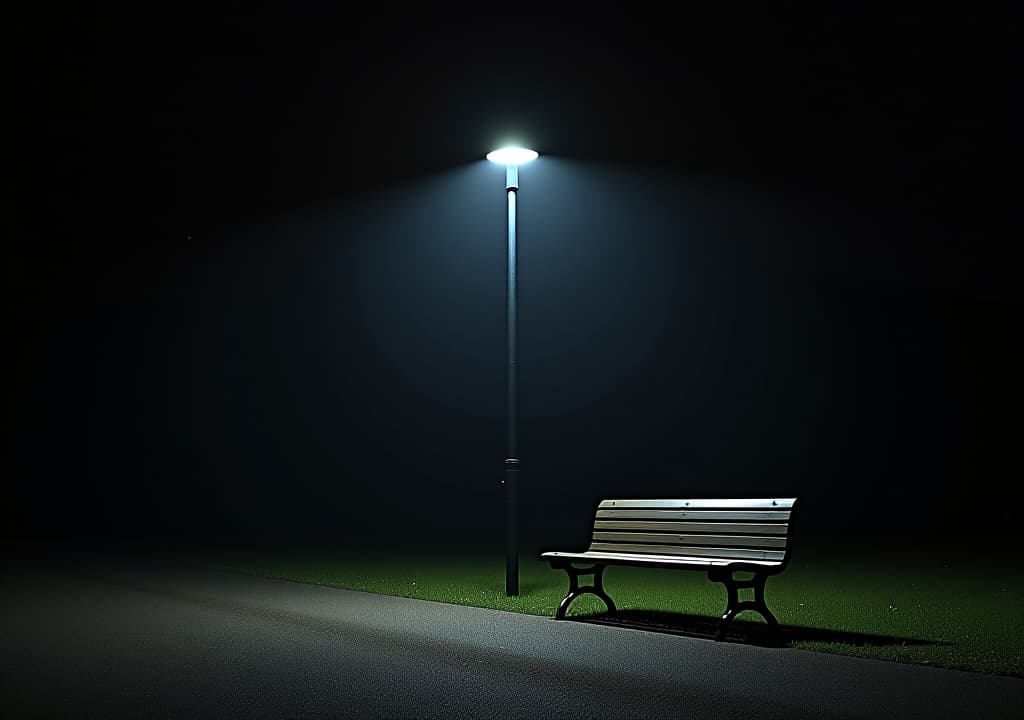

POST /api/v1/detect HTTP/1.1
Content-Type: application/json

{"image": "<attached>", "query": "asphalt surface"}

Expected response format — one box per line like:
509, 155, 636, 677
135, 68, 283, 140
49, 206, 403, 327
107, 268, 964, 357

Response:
2, 549, 1021, 719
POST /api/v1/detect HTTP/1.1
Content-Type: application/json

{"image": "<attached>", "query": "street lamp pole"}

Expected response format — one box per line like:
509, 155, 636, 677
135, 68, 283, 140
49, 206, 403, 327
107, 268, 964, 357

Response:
487, 146, 537, 597
504, 163, 520, 597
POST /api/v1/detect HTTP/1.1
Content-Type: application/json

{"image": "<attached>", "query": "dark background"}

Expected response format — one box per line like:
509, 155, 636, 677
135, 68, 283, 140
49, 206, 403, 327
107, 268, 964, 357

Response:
9, 6, 1021, 551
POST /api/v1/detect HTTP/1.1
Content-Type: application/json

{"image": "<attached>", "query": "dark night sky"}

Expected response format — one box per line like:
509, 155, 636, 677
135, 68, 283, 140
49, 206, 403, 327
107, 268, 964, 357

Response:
9, 6, 1022, 547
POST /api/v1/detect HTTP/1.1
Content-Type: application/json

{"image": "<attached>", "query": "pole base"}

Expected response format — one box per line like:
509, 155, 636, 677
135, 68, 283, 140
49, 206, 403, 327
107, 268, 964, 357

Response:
503, 459, 520, 596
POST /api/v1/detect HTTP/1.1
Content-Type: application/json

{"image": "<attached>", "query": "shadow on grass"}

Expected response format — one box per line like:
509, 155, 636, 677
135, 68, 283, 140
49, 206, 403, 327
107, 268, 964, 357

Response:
569, 609, 946, 649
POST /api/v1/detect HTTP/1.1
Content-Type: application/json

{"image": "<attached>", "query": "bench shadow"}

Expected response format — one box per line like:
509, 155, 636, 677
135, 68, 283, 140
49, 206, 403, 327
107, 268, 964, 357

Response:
569, 609, 945, 649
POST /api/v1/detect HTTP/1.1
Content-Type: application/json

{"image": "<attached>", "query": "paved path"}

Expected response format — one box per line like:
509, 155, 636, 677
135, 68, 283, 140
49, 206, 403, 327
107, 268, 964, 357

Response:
2, 549, 1021, 719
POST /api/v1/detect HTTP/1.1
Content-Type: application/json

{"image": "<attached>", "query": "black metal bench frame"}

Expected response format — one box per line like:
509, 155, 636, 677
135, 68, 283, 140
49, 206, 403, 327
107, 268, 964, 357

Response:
542, 498, 798, 641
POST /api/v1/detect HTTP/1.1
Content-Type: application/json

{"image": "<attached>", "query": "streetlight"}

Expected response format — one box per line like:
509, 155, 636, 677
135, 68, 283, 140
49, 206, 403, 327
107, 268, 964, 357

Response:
487, 145, 538, 596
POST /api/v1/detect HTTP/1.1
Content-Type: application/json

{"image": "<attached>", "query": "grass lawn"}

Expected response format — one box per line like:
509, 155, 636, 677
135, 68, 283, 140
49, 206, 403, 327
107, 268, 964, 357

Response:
170, 537, 1023, 678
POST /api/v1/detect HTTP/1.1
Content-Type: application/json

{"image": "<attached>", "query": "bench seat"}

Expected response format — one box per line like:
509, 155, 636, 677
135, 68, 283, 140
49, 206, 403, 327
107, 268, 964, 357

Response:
541, 498, 799, 640
540, 551, 785, 569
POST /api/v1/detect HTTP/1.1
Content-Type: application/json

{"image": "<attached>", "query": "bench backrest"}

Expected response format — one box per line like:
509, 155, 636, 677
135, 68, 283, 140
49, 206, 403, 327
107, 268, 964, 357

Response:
589, 498, 798, 565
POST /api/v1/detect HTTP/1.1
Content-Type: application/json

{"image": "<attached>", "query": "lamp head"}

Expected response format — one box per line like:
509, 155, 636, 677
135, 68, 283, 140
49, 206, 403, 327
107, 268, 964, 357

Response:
486, 147, 538, 165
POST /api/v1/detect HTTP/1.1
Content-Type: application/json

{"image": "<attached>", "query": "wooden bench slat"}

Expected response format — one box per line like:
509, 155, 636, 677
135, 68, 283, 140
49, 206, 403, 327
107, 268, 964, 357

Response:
589, 542, 786, 562
596, 509, 792, 521
593, 520, 789, 535
592, 531, 788, 548
599, 498, 797, 510
544, 549, 784, 566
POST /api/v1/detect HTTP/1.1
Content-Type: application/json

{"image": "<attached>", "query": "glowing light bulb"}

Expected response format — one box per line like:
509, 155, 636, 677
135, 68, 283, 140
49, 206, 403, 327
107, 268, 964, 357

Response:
486, 147, 538, 164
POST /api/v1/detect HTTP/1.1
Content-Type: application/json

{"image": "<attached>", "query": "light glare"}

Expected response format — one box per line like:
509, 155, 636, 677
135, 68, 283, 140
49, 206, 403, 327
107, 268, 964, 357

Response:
486, 147, 538, 164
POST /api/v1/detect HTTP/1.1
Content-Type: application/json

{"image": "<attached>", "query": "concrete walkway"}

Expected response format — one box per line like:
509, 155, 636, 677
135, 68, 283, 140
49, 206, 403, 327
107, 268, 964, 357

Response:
2, 549, 1021, 719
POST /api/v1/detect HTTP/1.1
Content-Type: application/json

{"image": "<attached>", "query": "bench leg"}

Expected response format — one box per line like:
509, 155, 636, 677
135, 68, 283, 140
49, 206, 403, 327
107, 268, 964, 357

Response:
709, 569, 779, 641
550, 562, 617, 619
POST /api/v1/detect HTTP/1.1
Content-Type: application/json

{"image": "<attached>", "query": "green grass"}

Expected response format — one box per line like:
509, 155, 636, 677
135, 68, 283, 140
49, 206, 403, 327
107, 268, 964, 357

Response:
169, 538, 1023, 678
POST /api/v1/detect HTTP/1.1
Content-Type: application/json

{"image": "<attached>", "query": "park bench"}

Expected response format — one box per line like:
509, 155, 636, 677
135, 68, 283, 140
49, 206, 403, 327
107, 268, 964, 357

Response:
541, 498, 799, 640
